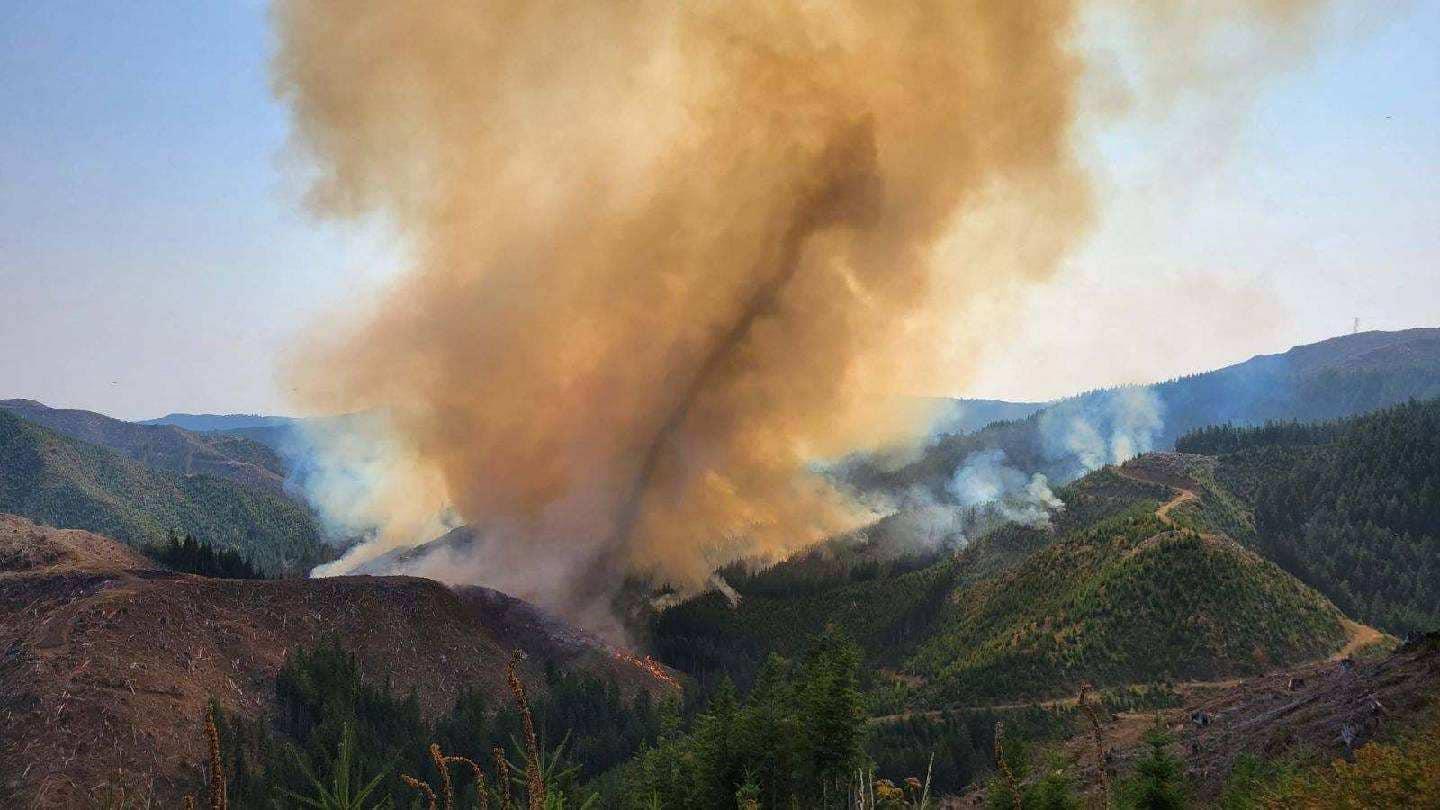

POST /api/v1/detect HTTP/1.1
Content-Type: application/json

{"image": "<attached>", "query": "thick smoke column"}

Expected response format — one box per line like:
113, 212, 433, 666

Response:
273, 0, 1323, 621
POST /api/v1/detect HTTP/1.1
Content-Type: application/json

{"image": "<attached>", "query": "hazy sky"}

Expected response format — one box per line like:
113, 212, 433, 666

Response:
2, 2, 1437, 419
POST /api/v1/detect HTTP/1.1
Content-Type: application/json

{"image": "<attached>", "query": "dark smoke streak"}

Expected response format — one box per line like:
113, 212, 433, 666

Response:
573, 122, 883, 612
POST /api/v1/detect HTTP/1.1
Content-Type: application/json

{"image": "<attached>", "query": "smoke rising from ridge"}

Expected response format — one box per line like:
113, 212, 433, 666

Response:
951, 449, 1066, 530
1040, 387, 1166, 480
273, 0, 1325, 622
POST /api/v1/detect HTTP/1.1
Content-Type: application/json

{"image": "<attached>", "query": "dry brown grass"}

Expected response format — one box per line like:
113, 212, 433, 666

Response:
506, 652, 546, 810
492, 746, 512, 807
399, 651, 548, 810
203, 706, 226, 810
401, 773, 438, 809
443, 753, 489, 810
1077, 682, 1110, 806
993, 722, 1021, 810
429, 744, 455, 810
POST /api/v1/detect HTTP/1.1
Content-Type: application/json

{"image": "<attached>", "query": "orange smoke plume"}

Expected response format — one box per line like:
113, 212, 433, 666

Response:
273, 0, 1325, 621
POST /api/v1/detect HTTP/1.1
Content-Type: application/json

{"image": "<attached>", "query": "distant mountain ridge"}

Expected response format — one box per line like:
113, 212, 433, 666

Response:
360, 328, 1440, 589
920, 396, 1048, 436
1153, 327, 1440, 438
144, 411, 368, 457
0, 399, 290, 496
847, 327, 1440, 499
140, 412, 297, 432
110, 327, 1440, 494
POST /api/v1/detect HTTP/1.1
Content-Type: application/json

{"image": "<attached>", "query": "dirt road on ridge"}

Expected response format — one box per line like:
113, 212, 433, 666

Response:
871, 459, 1392, 727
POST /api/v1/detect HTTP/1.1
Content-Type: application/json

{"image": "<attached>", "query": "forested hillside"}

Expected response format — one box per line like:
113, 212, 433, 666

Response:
649, 467, 1168, 694
906, 503, 1345, 703
216, 639, 668, 809
651, 462, 1348, 709
632, 402, 1440, 803
0, 409, 327, 574
1179, 398, 1440, 636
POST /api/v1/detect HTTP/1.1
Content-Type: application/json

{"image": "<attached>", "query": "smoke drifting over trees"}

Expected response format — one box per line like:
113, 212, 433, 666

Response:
273, 0, 1326, 623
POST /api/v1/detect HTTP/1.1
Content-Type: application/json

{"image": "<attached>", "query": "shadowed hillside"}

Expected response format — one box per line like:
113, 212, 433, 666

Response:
1177, 397, 1440, 636
921, 396, 1048, 437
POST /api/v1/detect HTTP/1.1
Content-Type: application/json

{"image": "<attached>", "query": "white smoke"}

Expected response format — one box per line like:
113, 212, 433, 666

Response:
282, 412, 460, 577
1039, 387, 1165, 478
885, 485, 971, 547
706, 573, 743, 608
858, 447, 1065, 558
866, 389, 1163, 553
950, 448, 1065, 529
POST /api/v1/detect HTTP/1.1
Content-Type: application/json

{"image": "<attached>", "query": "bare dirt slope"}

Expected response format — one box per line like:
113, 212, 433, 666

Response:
949, 630, 1431, 808
1074, 633, 1433, 803
0, 514, 676, 808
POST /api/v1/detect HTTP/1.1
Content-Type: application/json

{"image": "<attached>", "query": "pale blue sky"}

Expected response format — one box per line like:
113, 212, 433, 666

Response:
969, 2, 1440, 399
2, 2, 1437, 418
1, 1, 397, 419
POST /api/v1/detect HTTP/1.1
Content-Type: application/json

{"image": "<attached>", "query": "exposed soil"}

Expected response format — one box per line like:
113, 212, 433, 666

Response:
0, 514, 677, 808
946, 634, 1437, 807
1114, 455, 1205, 531
1331, 619, 1385, 661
